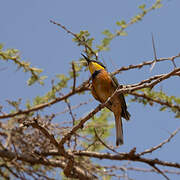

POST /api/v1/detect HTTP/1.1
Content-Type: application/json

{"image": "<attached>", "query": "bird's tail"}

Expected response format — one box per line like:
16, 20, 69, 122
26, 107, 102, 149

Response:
115, 114, 123, 146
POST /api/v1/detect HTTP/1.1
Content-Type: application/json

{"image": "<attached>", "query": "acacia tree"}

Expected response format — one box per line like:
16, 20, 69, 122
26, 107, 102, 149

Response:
0, 0, 180, 179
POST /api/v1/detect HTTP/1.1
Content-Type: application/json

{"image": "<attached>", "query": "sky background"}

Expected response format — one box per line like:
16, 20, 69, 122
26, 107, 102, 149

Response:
1, 0, 180, 179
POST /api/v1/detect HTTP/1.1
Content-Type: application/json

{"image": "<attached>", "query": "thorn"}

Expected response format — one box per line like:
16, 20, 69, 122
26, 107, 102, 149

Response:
150, 33, 158, 72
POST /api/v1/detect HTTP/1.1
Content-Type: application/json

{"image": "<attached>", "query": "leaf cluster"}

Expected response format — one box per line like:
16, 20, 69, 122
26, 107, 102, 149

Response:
131, 88, 180, 118
0, 44, 46, 85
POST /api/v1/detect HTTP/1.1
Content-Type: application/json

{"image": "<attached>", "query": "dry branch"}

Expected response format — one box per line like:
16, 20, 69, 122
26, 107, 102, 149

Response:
74, 150, 180, 169
50, 20, 97, 59
111, 54, 180, 76
139, 127, 180, 156
71, 61, 76, 92
0, 84, 89, 119
130, 91, 180, 112
117, 68, 180, 94
0, 149, 97, 180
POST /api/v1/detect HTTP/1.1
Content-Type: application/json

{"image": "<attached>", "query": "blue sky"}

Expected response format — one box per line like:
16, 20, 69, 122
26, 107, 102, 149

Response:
1, 0, 180, 179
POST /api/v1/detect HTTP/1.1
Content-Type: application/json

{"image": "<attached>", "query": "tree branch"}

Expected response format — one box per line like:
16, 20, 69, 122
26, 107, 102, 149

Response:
130, 91, 180, 112
139, 127, 180, 156
150, 164, 170, 180
118, 68, 180, 94
71, 61, 76, 92
94, 128, 119, 154
50, 20, 97, 59
58, 103, 104, 148
111, 54, 180, 76
0, 149, 97, 180
25, 119, 59, 148
0, 83, 89, 119
74, 150, 180, 169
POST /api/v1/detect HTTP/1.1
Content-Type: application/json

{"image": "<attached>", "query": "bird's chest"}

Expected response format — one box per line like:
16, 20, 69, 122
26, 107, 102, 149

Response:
92, 72, 114, 102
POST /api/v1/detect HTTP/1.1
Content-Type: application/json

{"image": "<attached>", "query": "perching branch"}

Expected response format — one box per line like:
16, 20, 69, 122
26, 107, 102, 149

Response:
117, 68, 180, 94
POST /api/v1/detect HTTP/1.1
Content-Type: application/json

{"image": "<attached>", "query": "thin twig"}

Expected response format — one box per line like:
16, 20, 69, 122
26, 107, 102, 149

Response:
0, 83, 89, 119
111, 54, 180, 76
58, 103, 104, 148
58, 98, 93, 114
4, 164, 19, 178
71, 61, 76, 92
130, 91, 180, 112
150, 164, 170, 180
94, 128, 119, 154
103, 165, 180, 175
26, 119, 59, 148
139, 127, 180, 156
64, 99, 76, 125
117, 68, 180, 94
64, 99, 77, 150
50, 20, 97, 59
171, 56, 177, 68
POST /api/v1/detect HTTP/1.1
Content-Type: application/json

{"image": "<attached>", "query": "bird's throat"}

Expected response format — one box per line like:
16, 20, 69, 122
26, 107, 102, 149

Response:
92, 70, 101, 79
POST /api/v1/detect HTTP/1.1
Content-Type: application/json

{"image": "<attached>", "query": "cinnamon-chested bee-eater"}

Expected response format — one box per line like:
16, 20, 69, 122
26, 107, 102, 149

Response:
82, 54, 130, 146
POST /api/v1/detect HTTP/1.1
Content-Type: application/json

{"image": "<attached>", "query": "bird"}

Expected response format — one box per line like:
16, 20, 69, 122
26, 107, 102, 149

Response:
82, 54, 130, 146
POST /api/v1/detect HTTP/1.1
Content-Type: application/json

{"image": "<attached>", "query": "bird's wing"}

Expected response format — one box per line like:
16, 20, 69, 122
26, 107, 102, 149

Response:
110, 74, 130, 121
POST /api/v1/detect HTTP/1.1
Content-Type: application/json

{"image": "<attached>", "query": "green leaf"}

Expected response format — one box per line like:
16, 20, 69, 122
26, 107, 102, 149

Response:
160, 106, 167, 111
174, 97, 180, 104
102, 38, 111, 46
33, 96, 45, 105
116, 20, 126, 27
26, 100, 31, 109
40, 75, 48, 81
56, 74, 67, 80
102, 30, 112, 37
27, 75, 38, 86
0, 43, 3, 50
116, 30, 128, 36
31, 67, 43, 73
139, 4, 146, 10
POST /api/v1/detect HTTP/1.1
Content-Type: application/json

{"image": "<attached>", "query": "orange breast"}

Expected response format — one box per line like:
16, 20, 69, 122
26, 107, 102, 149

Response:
92, 70, 115, 102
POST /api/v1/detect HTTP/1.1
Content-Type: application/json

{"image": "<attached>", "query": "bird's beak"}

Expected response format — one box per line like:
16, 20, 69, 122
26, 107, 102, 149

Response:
81, 53, 91, 64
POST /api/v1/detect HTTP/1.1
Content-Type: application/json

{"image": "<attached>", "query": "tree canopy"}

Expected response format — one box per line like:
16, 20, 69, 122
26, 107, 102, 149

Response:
0, 0, 180, 179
